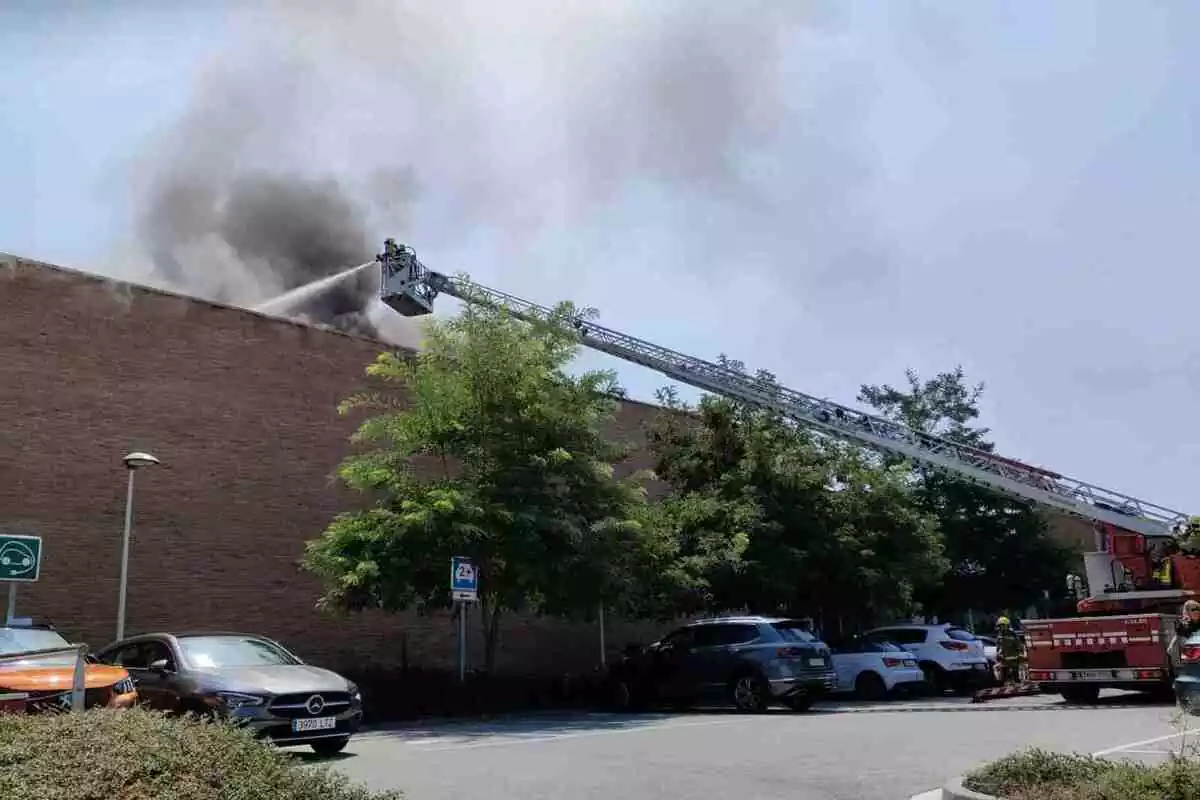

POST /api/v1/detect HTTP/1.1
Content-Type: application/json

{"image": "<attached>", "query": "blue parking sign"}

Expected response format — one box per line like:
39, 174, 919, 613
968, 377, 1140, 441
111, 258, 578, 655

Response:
451, 556, 478, 602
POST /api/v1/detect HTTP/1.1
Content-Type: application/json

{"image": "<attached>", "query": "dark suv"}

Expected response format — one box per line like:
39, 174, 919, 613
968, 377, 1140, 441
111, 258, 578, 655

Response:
606, 616, 836, 712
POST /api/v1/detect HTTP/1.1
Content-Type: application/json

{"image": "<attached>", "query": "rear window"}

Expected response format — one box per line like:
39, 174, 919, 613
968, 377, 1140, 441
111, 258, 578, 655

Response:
872, 628, 927, 644
867, 641, 904, 653
944, 628, 978, 642
771, 622, 816, 643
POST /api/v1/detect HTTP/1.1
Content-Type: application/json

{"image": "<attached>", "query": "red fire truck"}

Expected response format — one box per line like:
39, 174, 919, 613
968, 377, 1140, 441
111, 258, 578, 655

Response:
1020, 520, 1200, 702
375, 239, 1196, 705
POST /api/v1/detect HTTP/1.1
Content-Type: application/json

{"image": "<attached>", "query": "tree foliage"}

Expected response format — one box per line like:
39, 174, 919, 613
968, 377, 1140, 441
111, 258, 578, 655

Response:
858, 367, 1074, 617
648, 361, 947, 629
308, 288, 1071, 656
303, 297, 662, 670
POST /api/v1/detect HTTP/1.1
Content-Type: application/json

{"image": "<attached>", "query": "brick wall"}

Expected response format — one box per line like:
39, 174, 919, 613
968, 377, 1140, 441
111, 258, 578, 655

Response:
0, 256, 666, 674
0, 256, 1096, 675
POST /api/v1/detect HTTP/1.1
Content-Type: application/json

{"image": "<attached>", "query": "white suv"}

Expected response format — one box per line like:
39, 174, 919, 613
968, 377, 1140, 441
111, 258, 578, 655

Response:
862, 624, 991, 695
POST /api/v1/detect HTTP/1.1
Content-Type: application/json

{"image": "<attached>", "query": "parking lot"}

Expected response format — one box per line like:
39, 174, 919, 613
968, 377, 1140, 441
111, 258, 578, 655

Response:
321, 692, 1198, 800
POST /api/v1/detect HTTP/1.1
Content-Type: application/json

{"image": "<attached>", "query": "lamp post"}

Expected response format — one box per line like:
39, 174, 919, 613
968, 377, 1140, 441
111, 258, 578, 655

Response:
116, 451, 159, 641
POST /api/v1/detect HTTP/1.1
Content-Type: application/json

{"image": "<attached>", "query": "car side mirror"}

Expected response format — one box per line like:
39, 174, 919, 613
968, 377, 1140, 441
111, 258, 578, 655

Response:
148, 658, 172, 674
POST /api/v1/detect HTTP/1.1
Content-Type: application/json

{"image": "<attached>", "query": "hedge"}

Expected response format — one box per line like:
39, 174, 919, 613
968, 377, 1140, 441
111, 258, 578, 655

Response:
964, 748, 1200, 800
0, 707, 402, 800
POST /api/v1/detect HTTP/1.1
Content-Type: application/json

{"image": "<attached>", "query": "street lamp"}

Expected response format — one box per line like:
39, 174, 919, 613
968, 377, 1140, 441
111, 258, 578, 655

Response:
116, 451, 159, 641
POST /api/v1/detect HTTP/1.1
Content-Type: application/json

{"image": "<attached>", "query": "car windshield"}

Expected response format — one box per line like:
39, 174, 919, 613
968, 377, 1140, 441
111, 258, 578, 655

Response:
945, 627, 978, 642
177, 636, 300, 668
0, 627, 75, 668
771, 622, 816, 643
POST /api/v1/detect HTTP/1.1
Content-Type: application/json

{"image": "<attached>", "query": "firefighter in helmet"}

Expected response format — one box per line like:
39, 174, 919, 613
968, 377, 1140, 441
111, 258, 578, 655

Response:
995, 616, 1025, 685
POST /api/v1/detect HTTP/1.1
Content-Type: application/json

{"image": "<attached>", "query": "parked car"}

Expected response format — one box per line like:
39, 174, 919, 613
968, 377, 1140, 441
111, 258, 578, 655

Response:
94, 631, 363, 755
974, 635, 998, 663
861, 624, 990, 695
605, 616, 836, 713
827, 637, 927, 700
0, 624, 138, 712
973, 634, 1003, 682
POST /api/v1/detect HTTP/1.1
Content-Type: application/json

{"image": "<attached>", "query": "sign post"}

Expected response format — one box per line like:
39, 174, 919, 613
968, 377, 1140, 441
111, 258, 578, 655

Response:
451, 557, 478, 683
0, 534, 43, 625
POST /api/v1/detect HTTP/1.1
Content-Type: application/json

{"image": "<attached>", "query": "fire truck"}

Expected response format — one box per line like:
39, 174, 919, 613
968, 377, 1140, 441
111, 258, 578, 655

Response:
375, 239, 1196, 704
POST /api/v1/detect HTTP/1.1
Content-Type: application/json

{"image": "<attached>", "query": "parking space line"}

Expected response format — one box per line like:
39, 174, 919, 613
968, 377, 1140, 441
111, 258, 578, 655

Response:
1092, 731, 1190, 756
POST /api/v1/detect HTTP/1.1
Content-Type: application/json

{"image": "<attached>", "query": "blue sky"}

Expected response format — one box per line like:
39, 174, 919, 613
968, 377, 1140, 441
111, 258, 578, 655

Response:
3, 1, 1198, 511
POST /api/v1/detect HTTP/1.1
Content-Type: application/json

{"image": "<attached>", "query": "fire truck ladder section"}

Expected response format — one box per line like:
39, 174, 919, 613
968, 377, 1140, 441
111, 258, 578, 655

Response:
377, 239, 1189, 539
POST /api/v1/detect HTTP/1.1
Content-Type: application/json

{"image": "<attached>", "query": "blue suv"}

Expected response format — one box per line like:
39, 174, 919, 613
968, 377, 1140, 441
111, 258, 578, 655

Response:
606, 616, 836, 712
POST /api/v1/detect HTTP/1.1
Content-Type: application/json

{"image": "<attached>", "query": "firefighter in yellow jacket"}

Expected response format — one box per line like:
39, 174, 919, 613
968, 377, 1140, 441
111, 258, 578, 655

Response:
995, 617, 1025, 685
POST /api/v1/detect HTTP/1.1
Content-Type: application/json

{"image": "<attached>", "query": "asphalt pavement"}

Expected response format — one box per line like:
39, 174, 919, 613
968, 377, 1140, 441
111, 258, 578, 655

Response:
318, 692, 1194, 800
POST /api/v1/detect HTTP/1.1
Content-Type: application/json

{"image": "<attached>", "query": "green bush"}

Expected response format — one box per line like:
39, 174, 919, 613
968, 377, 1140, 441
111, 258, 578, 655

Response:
964, 749, 1118, 796
964, 748, 1200, 799
0, 708, 402, 800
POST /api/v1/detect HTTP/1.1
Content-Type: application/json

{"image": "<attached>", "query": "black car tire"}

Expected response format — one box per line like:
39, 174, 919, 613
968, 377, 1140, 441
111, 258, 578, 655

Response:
729, 672, 770, 713
605, 677, 650, 711
781, 694, 814, 712
855, 671, 887, 701
610, 679, 633, 710
1059, 685, 1101, 704
310, 737, 351, 756
919, 663, 946, 694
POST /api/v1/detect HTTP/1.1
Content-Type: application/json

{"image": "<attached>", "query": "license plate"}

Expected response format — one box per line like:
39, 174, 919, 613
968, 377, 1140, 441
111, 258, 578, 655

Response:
292, 717, 337, 732
1073, 670, 1108, 680
903, 660, 916, 667
807, 657, 826, 667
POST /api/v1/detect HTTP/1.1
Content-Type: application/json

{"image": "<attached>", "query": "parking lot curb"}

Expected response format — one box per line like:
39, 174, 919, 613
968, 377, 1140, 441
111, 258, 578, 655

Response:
826, 702, 1093, 714
941, 776, 1001, 800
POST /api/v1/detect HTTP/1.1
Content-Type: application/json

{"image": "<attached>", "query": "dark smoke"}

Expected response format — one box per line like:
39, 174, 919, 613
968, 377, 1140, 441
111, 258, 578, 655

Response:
138, 169, 381, 338
122, 0, 859, 347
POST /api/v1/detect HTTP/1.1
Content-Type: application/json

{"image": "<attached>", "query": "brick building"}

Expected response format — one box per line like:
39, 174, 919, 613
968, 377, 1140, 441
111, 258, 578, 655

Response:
0, 254, 1096, 674
0, 254, 666, 674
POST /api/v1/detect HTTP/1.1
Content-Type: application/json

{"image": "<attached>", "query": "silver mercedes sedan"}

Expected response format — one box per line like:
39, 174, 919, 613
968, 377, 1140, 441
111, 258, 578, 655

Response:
95, 631, 364, 755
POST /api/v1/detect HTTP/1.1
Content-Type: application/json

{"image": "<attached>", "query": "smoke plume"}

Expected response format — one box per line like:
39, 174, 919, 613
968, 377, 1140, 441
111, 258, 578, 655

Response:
124, 0, 866, 345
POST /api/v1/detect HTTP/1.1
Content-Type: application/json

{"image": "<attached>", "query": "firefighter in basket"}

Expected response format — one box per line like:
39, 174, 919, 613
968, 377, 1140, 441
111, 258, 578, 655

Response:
995, 617, 1026, 685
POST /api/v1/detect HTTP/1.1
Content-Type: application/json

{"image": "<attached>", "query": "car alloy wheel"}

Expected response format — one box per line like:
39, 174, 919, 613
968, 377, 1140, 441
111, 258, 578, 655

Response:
731, 673, 768, 713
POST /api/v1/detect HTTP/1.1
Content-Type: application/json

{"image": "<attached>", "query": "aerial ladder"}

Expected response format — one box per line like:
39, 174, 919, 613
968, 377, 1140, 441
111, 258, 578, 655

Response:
378, 238, 1188, 542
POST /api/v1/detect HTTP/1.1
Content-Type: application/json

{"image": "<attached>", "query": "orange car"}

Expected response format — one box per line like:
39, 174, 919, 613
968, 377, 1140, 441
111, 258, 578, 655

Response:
0, 625, 137, 713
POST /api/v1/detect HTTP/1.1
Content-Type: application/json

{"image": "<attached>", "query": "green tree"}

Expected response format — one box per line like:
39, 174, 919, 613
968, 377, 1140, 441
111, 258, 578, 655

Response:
858, 367, 1074, 619
303, 297, 657, 671
649, 366, 945, 628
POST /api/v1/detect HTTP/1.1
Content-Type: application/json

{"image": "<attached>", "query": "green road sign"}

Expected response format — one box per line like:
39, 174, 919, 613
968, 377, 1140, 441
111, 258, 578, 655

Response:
0, 534, 42, 582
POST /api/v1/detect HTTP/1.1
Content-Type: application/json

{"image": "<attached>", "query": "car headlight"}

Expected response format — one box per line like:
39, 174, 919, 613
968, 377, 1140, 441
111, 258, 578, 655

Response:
207, 691, 265, 711
348, 683, 362, 704
112, 677, 136, 695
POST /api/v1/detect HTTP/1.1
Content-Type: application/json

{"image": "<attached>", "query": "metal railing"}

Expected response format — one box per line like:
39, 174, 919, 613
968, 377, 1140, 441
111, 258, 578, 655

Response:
0, 643, 88, 712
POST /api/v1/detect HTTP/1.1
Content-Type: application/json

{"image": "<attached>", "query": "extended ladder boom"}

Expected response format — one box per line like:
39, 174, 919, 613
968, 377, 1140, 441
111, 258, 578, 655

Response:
378, 240, 1188, 538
